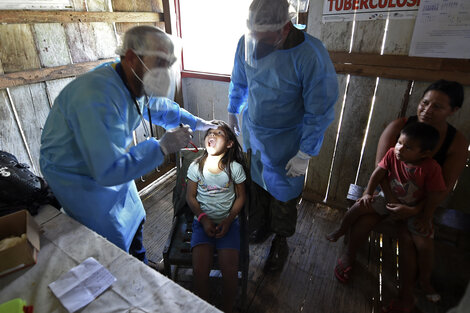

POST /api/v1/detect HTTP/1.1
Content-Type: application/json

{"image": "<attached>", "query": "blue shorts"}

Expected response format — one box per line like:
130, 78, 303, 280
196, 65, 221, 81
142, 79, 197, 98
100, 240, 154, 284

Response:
190, 217, 240, 251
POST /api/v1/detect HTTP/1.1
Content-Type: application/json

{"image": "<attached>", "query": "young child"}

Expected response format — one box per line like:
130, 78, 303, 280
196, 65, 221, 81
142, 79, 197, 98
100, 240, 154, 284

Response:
186, 120, 246, 313
326, 122, 446, 291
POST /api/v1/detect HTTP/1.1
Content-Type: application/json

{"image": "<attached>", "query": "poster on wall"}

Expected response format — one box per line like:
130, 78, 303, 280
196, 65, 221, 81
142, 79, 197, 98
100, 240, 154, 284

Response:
409, 0, 470, 59
322, 0, 420, 22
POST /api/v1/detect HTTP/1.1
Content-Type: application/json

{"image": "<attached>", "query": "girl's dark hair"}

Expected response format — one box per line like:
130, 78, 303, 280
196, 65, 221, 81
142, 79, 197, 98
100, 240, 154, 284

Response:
195, 120, 245, 182
423, 79, 464, 109
400, 122, 440, 152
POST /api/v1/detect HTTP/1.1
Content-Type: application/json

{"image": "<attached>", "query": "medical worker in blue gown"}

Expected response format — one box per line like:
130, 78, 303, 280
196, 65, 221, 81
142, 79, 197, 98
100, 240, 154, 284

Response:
40, 26, 216, 264
228, 0, 338, 273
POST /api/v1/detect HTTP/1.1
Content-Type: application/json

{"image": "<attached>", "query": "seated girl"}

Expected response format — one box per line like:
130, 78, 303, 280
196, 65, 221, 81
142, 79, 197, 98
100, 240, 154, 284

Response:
186, 121, 246, 313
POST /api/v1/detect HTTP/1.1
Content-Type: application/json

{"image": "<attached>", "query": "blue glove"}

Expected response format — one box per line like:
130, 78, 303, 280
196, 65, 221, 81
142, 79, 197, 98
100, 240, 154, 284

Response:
285, 150, 311, 177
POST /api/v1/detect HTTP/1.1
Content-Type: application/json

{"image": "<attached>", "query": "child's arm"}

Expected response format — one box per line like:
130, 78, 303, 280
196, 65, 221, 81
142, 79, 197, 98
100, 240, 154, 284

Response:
357, 166, 387, 209
216, 182, 246, 238
186, 179, 216, 237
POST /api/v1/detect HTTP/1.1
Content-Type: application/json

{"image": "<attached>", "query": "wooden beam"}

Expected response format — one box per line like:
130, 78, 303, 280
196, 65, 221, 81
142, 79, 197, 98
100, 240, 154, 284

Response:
330, 52, 470, 72
330, 52, 470, 85
0, 10, 163, 24
0, 58, 115, 89
333, 63, 470, 86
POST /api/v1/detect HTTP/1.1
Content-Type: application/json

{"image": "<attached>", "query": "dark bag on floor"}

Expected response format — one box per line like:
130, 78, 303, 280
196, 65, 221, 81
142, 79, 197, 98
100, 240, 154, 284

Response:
0, 150, 60, 217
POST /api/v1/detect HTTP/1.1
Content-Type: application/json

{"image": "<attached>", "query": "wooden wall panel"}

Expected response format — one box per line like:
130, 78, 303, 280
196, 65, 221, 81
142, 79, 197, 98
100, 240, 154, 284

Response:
383, 19, 415, 55
0, 91, 31, 168
321, 22, 352, 52
45, 78, 75, 107
87, 0, 110, 12
33, 23, 71, 67
351, 20, 386, 53
8, 83, 51, 175
70, 0, 86, 11
112, 0, 163, 12
0, 24, 41, 73
326, 76, 376, 207
326, 17, 385, 207
305, 0, 323, 39
64, 23, 98, 62
90, 22, 118, 59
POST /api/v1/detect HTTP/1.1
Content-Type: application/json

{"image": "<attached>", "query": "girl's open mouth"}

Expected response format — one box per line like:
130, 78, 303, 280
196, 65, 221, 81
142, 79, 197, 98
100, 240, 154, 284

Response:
208, 138, 216, 147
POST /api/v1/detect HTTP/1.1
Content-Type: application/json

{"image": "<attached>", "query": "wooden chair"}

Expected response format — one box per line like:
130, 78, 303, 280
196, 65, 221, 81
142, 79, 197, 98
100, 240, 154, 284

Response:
162, 148, 250, 309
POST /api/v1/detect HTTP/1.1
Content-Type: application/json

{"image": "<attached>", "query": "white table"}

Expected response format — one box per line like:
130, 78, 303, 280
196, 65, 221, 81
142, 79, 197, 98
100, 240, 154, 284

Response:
0, 205, 221, 313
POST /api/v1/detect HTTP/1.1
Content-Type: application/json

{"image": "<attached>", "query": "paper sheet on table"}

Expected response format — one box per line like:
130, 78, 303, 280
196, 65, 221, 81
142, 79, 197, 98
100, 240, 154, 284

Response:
48, 257, 116, 313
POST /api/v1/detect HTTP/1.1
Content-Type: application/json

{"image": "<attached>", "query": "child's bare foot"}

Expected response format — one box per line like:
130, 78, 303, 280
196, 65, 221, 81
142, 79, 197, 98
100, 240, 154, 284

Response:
325, 231, 342, 242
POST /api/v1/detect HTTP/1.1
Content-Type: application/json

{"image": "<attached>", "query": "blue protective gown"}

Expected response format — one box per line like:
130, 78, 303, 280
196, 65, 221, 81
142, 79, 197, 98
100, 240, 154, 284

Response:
40, 62, 197, 252
228, 33, 338, 202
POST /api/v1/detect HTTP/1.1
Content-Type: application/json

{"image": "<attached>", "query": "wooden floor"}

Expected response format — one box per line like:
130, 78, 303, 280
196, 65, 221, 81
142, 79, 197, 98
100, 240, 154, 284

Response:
141, 172, 462, 313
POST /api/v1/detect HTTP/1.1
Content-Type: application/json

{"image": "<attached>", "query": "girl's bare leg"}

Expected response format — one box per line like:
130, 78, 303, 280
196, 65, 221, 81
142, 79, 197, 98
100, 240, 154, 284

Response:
192, 244, 214, 301
218, 249, 239, 313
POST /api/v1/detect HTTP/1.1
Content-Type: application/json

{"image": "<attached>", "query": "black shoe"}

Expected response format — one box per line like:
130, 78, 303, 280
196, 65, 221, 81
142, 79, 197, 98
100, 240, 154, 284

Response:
249, 225, 272, 244
263, 235, 288, 273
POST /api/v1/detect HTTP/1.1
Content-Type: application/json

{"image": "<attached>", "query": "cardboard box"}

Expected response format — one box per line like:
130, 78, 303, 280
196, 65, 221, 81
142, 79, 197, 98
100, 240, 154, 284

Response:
0, 210, 40, 277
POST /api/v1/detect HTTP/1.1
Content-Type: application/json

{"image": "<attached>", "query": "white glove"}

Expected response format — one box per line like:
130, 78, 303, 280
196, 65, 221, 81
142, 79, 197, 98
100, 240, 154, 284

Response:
285, 150, 311, 177
195, 117, 218, 132
159, 124, 193, 155
228, 113, 240, 136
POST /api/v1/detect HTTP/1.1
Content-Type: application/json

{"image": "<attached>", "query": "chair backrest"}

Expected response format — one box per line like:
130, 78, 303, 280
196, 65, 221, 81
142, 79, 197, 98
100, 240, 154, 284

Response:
172, 148, 206, 217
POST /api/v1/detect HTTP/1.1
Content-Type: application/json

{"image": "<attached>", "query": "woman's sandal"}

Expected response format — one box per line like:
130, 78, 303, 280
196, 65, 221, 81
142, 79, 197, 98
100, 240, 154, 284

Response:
381, 300, 414, 313
334, 258, 352, 283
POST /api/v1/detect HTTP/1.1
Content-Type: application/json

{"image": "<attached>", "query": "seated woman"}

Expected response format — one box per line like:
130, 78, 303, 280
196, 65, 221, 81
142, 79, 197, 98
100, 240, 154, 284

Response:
334, 80, 468, 313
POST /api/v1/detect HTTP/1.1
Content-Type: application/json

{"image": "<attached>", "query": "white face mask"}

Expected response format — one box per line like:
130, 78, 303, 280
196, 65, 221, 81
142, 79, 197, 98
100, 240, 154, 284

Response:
133, 56, 172, 98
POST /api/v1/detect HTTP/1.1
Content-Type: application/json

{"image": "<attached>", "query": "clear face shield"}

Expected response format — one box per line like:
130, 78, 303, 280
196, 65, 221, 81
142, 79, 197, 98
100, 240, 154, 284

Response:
244, 28, 284, 68
134, 50, 177, 99
244, 0, 297, 67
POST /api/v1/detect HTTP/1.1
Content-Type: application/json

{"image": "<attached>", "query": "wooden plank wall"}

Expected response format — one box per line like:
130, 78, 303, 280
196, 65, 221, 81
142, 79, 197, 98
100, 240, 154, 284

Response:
304, 4, 470, 212
0, 1, 167, 177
